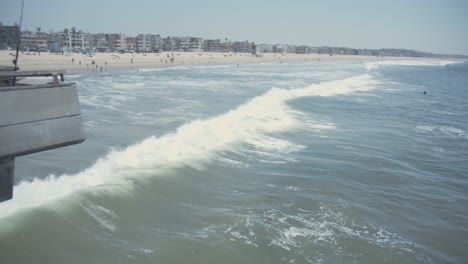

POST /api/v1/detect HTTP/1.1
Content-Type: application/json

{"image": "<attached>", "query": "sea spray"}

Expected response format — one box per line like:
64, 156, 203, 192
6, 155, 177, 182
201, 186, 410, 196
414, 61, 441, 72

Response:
0, 74, 377, 219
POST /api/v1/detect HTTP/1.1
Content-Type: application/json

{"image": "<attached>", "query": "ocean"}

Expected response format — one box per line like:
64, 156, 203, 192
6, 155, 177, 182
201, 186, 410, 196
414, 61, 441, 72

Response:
0, 59, 467, 263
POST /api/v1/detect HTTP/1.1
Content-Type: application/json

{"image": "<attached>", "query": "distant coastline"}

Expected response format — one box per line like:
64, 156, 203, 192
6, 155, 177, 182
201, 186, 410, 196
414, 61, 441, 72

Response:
1, 24, 467, 66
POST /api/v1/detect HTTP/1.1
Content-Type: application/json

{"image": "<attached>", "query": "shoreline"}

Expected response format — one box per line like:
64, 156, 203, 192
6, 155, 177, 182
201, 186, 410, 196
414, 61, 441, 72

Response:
0, 50, 463, 73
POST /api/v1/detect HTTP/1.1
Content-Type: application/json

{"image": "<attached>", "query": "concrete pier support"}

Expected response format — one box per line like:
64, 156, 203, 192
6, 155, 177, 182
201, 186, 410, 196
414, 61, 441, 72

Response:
0, 69, 84, 202
0, 158, 14, 202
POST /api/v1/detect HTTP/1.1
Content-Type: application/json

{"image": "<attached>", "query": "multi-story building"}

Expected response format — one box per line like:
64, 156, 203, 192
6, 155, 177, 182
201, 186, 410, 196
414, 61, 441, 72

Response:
257, 44, 273, 53
161, 36, 180, 51
273, 44, 288, 53
88, 34, 108, 50
116, 33, 126, 50
286, 45, 296, 54
20, 30, 48, 50
232, 41, 252, 53
203, 39, 222, 52
307, 47, 318, 54
47, 31, 63, 52
188, 37, 203, 52
179, 37, 190, 51
62, 28, 89, 49
88, 33, 126, 51
295, 45, 309, 54
0, 23, 20, 49
180, 36, 202, 52
126, 37, 136, 50
220, 42, 234, 52
106, 33, 126, 50
317, 46, 332, 55
136, 34, 152, 51
151, 34, 162, 51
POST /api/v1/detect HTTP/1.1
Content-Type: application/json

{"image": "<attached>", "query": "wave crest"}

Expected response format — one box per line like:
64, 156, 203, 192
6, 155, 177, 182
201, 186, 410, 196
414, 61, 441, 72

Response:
0, 74, 377, 219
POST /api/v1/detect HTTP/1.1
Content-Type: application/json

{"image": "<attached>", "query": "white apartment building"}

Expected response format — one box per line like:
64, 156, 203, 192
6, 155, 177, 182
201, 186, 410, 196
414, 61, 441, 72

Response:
136, 34, 153, 51
62, 29, 89, 49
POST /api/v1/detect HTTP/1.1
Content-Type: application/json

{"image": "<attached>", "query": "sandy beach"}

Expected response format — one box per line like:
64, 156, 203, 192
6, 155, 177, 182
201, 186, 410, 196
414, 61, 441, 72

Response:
0, 50, 428, 72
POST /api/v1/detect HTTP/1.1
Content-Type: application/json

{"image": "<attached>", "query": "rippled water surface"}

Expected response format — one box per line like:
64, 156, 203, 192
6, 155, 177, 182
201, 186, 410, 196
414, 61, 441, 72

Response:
1, 60, 467, 263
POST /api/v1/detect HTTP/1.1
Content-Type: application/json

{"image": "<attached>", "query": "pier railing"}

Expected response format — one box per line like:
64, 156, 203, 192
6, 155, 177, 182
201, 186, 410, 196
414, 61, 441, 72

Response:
0, 70, 66, 87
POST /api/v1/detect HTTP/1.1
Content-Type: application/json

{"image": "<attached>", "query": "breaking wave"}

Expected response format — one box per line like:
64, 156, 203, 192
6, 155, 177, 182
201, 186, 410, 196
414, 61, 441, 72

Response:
365, 60, 464, 70
0, 74, 378, 219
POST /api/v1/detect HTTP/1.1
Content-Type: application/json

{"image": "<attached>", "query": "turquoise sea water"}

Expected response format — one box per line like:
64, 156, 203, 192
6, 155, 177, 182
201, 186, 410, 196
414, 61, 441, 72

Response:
1, 59, 467, 263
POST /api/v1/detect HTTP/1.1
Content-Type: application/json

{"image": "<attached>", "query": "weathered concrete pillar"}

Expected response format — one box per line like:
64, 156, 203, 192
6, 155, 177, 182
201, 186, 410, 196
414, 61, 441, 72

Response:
0, 158, 14, 202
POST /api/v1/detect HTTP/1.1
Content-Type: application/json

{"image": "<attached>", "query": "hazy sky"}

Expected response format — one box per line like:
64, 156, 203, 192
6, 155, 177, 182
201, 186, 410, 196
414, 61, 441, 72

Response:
1, 0, 467, 55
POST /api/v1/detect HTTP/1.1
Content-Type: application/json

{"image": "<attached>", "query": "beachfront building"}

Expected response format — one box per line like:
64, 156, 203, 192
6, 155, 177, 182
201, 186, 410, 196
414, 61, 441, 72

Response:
151, 34, 162, 51
179, 37, 190, 51
0, 23, 20, 49
106, 33, 126, 50
232, 41, 252, 53
20, 30, 48, 50
47, 31, 63, 52
89, 33, 127, 51
336, 47, 359, 55
161, 36, 180, 51
203, 39, 222, 52
112, 33, 126, 50
179, 37, 203, 52
126, 37, 136, 50
273, 44, 288, 54
257, 44, 273, 53
161, 36, 171, 51
295, 45, 309, 54
221, 42, 235, 52
286, 45, 296, 54
308, 47, 319, 54
136, 34, 162, 52
271, 44, 286, 53
317, 46, 332, 55
62, 28, 89, 49
137, 34, 152, 52
88, 34, 108, 50
189, 37, 203, 52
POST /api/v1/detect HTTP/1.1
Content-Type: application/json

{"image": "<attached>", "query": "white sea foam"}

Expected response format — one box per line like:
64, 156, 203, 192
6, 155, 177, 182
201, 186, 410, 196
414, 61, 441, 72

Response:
81, 203, 118, 232
365, 60, 464, 70
185, 204, 416, 263
0, 74, 377, 219
137, 66, 190, 72
164, 79, 233, 90
66, 74, 84, 78
417, 125, 467, 139
138, 64, 233, 73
